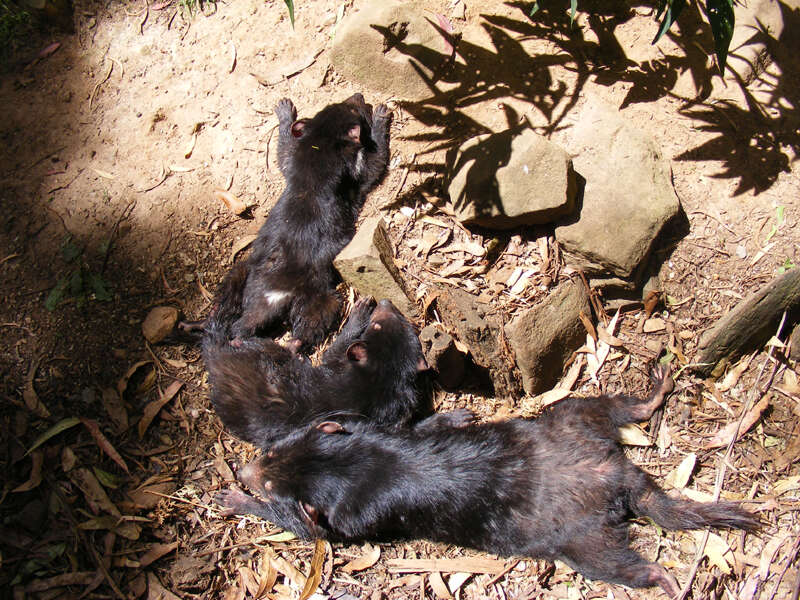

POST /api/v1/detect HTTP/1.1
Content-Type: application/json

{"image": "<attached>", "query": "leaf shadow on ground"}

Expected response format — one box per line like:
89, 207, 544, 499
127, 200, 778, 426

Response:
676, 0, 800, 196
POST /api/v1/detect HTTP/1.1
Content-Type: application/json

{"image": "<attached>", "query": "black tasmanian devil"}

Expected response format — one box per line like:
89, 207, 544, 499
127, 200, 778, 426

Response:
217, 365, 759, 596
203, 296, 459, 448
220, 93, 391, 350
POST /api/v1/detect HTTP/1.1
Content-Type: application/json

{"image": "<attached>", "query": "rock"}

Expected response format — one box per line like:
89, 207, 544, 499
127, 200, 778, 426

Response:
554, 101, 681, 279
419, 324, 466, 389
142, 307, 179, 344
334, 216, 417, 318
447, 129, 576, 229
331, 1, 457, 101
696, 269, 800, 375
432, 287, 521, 397
504, 279, 591, 395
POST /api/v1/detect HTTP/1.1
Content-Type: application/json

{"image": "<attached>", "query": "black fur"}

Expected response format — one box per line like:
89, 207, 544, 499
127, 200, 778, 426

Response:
203, 296, 440, 448
217, 366, 759, 596
218, 94, 391, 350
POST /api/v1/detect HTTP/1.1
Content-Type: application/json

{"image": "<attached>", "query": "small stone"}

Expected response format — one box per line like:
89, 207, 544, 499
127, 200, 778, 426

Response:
736, 244, 747, 259
643, 317, 667, 333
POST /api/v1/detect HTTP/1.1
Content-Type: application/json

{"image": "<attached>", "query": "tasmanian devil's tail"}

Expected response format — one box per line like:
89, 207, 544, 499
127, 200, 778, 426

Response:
633, 479, 759, 532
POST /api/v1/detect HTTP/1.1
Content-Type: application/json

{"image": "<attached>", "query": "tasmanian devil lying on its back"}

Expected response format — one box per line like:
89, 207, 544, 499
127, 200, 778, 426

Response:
214, 94, 391, 350
217, 365, 759, 596
203, 296, 460, 448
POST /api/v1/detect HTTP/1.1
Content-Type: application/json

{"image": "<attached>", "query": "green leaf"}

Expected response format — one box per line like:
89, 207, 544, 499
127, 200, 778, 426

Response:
529, 1, 541, 16
652, 0, 687, 44
61, 237, 82, 263
69, 269, 84, 297
89, 273, 112, 301
569, 0, 577, 25
45, 276, 69, 311
93, 467, 121, 489
705, 0, 735, 73
25, 417, 81, 455
284, 0, 295, 28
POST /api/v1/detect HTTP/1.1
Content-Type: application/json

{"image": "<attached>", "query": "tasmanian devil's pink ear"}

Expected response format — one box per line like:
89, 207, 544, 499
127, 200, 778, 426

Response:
316, 421, 347, 434
347, 124, 361, 142
346, 341, 368, 363
299, 501, 319, 524
417, 356, 429, 372
291, 120, 307, 138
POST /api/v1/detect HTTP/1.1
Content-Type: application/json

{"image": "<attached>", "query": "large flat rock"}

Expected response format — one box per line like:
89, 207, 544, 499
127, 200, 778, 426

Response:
447, 129, 576, 229
331, 1, 455, 101
555, 101, 681, 279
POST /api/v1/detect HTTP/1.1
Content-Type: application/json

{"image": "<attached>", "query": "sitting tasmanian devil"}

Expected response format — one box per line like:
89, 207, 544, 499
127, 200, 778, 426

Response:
217, 365, 758, 596
217, 93, 391, 350
203, 296, 448, 448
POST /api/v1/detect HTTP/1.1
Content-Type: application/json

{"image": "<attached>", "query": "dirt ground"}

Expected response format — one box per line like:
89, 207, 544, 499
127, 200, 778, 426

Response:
1, 0, 799, 599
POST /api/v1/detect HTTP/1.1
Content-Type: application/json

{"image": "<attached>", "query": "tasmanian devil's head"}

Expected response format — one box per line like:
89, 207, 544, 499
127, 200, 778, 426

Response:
289, 94, 376, 178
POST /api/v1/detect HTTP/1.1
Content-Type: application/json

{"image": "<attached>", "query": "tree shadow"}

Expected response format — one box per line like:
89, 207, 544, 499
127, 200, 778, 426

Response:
675, 1, 800, 195
371, 0, 795, 197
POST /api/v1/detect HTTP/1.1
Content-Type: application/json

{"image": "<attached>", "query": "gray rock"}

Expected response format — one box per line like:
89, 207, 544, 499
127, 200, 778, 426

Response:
432, 287, 521, 397
447, 129, 576, 229
696, 269, 800, 376
419, 324, 466, 389
555, 101, 680, 279
334, 216, 417, 318
331, 1, 456, 101
504, 279, 591, 395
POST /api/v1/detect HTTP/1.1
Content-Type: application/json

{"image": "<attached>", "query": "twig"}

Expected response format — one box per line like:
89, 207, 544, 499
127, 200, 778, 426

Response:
90, 59, 114, 108
389, 153, 415, 205
48, 167, 84, 194
144, 490, 213, 511
101, 200, 136, 274
768, 535, 800, 600
140, 0, 150, 35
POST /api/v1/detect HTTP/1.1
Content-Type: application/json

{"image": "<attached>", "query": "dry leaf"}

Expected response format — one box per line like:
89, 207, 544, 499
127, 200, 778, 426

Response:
93, 168, 115, 179
255, 552, 278, 599
239, 566, 260, 598
147, 573, 182, 600
168, 165, 195, 173
117, 360, 154, 398
618, 424, 652, 446
429, 571, 453, 599
704, 396, 769, 449
62, 446, 77, 472
215, 189, 248, 215
231, 234, 257, 263
162, 357, 188, 369
263, 531, 296, 542
138, 380, 184, 439
388, 557, 507, 574
773, 475, 800, 495
80, 418, 129, 473
12, 450, 43, 492
717, 353, 756, 392
265, 548, 306, 589
142, 306, 179, 344
298, 539, 326, 600
25, 572, 95, 592
184, 131, 198, 159
699, 531, 732, 574
24, 357, 50, 418
448, 573, 472, 594
214, 455, 235, 482
532, 388, 572, 409
139, 541, 180, 567
342, 544, 381, 573
101, 387, 129, 433
578, 311, 597, 342
664, 453, 696, 489
71, 467, 121, 516
26, 417, 80, 455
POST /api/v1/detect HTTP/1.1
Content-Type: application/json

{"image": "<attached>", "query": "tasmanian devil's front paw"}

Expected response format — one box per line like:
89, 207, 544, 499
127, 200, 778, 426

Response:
275, 98, 297, 124
651, 362, 674, 396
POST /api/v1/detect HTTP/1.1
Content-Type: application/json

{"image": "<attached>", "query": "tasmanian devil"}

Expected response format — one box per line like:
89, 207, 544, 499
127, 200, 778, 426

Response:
217, 365, 759, 596
203, 296, 456, 448
206, 93, 391, 351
